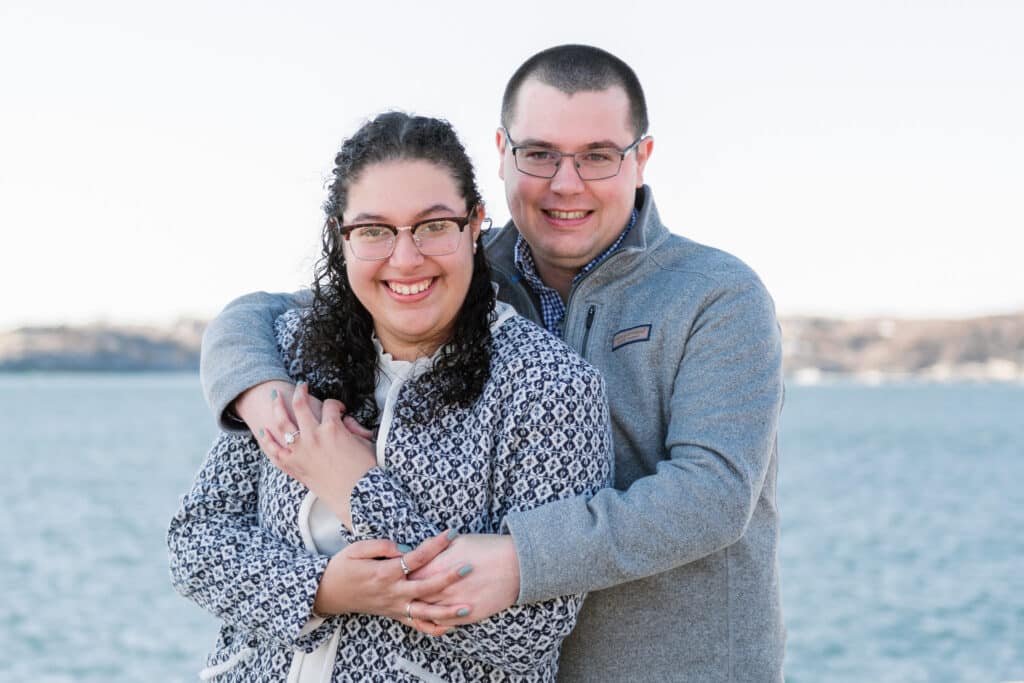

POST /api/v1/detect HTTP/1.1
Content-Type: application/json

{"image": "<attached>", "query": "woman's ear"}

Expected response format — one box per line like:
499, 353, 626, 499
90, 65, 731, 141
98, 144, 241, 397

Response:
471, 203, 488, 242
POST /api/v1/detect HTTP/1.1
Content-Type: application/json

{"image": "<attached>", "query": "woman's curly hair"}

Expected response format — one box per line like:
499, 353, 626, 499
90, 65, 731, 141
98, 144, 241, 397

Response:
301, 112, 495, 427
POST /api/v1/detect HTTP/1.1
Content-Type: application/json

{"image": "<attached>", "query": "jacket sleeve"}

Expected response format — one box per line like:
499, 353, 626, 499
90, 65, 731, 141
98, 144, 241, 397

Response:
200, 290, 312, 431
344, 368, 614, 675
504, 278, 784, 602
167, 432, 337, 652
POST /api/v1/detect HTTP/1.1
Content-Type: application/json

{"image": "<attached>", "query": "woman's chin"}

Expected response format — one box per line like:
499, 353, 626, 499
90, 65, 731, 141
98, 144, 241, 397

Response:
374, 318, 455, 359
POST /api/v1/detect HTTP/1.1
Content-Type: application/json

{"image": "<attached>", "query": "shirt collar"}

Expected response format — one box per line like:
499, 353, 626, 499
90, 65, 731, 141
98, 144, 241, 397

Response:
513, 209, 638, 336
515, 208, 638, 287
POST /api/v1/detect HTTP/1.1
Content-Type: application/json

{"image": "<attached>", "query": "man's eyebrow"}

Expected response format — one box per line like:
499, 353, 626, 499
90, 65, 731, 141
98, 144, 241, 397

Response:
515, 138, 628, 150
513, 138, 557, 148
348, 204, 461, 223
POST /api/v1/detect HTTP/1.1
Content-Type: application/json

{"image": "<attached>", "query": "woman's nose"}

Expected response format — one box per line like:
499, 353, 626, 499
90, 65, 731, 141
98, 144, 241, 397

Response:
389, 228, 424, 266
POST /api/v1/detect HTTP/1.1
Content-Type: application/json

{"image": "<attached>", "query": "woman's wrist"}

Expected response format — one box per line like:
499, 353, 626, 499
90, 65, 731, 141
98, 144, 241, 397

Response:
312, 554, 348, 616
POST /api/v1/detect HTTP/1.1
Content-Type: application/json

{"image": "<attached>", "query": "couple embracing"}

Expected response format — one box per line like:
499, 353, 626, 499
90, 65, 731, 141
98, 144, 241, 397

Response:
169, 44, 784, 682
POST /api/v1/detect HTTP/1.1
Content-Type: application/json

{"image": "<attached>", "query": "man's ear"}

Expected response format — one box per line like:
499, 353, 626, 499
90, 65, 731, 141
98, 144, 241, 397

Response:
496, 128, 507, 181
634, 136, 654, 187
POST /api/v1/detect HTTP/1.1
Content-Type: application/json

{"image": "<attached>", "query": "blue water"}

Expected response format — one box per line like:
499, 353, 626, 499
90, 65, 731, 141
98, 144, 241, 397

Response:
0, 374, 1021, 682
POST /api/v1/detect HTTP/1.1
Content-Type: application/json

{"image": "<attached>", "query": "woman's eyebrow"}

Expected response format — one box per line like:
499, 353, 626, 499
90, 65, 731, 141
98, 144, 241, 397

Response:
413, 204, 461, 219
349, 204, 461, 223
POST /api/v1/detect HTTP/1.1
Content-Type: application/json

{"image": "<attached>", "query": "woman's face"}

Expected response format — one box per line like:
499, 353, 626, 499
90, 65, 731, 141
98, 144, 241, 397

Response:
342, 159, 481, 361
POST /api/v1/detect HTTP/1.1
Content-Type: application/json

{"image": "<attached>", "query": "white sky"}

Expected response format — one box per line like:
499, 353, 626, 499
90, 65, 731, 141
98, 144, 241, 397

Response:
2, 0, 1022, 329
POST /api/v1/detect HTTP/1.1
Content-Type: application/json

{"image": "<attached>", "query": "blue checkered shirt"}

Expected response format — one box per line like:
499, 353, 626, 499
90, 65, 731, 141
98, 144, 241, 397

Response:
513, 209, 638, 336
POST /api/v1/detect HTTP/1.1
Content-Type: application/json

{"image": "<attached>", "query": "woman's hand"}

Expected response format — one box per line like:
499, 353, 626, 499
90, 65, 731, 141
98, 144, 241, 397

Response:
263, 382, 377, 527
314, 531, 474, 637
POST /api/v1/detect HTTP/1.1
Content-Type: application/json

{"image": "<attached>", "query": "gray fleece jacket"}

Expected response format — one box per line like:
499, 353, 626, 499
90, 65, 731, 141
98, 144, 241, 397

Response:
200, 186, 785, 682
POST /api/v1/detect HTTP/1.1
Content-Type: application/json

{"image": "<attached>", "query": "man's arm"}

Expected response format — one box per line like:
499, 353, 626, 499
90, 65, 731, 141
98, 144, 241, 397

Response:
503, 279, 783, 603
200, 290, 311, 431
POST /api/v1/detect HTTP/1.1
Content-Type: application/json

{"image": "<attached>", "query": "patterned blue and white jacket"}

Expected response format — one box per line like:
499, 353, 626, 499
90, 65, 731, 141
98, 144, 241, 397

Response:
168, 308, 613, 682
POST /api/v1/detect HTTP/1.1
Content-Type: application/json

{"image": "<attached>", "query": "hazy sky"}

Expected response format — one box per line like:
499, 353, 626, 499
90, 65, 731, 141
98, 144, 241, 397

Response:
2, 0, 1021, 329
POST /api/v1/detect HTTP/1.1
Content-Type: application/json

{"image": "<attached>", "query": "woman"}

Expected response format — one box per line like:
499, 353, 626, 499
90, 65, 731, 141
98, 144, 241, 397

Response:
168, 112, 613, 682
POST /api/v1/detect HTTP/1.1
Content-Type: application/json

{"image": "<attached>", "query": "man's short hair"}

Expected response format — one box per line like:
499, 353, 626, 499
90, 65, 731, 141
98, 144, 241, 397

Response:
501, 44, 649, 139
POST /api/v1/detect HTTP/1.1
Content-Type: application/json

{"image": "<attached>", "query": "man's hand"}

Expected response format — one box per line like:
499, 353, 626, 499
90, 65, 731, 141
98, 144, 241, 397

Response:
408, 534, 520, 626
235, 379, 322, 451
314, 531, 474, 637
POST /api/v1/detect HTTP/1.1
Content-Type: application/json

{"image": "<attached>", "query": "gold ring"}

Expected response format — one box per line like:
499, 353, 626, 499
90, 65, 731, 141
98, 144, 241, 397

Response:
405, 602, 414, 624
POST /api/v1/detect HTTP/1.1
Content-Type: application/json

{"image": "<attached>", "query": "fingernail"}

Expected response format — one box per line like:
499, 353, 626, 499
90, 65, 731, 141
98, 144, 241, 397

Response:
270, 389, 278, 400
397, 544, 413, 553
258, 428, 265, 438
458, 564, 473, 577
446, 529, 459, 540
456, 608, 470, 617
297, 380, 306, 387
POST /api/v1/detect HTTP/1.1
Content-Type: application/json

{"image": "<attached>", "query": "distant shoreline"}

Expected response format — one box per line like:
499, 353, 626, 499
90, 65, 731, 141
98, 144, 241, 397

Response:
2, 312, 1022, 381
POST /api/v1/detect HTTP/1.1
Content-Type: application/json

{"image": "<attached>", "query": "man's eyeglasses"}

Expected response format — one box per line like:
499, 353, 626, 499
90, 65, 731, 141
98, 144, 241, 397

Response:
503, 129, 645, 181
334, 208, 490, 261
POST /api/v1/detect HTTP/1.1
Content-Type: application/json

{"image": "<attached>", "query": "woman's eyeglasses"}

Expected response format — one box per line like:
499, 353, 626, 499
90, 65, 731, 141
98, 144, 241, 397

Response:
335, 209, 490, 261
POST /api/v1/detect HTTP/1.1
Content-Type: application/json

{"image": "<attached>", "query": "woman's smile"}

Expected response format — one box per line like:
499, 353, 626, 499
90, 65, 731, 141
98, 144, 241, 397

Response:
384, 277, 436, 297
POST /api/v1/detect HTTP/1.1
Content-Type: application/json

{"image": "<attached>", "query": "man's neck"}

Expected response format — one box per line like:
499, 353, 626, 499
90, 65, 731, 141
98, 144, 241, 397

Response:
533, 258, 577, 302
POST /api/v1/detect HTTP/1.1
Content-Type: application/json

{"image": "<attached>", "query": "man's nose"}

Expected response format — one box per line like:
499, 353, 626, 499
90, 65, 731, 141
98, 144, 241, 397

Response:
549, 156, 585, 193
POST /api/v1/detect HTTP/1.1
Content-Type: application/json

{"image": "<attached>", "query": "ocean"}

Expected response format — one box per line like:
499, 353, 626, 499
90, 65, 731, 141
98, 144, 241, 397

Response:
1, 374, 1021, 682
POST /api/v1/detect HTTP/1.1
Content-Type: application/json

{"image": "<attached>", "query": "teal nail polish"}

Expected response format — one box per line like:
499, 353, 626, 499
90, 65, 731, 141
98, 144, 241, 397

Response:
270, 389, 278, 400
458, 564, 473, 577
456, 608, 470, 617
446, 529, 459, 541
397, 544, 413, 553
258, 428, 265, 438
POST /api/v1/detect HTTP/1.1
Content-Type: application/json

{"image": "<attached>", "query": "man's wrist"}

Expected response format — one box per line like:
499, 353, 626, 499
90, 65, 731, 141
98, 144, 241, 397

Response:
234, 379, 296, 432
500, 535, 523, 606
224, 399, 245, 425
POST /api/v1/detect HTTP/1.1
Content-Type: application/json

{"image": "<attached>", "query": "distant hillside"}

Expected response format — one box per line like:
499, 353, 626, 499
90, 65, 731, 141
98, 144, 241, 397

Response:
0, 320, 205, 371
781, 312, 1024, 382
2, 312, 1022, 381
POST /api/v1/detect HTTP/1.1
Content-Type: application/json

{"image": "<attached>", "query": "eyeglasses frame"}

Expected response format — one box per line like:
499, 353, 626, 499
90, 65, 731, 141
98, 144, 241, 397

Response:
501, 128, 647, 181
333, 207, 491, 261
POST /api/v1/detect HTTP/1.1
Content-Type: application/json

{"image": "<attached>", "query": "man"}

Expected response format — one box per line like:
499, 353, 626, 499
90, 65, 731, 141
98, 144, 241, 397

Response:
201, 45, 785, 681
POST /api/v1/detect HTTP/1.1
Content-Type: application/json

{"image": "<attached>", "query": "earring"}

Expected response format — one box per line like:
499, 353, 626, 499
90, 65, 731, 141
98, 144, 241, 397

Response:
473, 240, 478, 254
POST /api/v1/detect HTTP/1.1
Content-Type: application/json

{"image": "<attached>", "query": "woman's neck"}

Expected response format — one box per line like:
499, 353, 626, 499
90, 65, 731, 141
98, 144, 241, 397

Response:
374, 328, 448, 362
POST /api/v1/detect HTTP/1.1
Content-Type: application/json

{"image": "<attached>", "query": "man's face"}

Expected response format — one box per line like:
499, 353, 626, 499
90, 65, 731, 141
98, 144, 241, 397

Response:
498, 79, 653, 278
